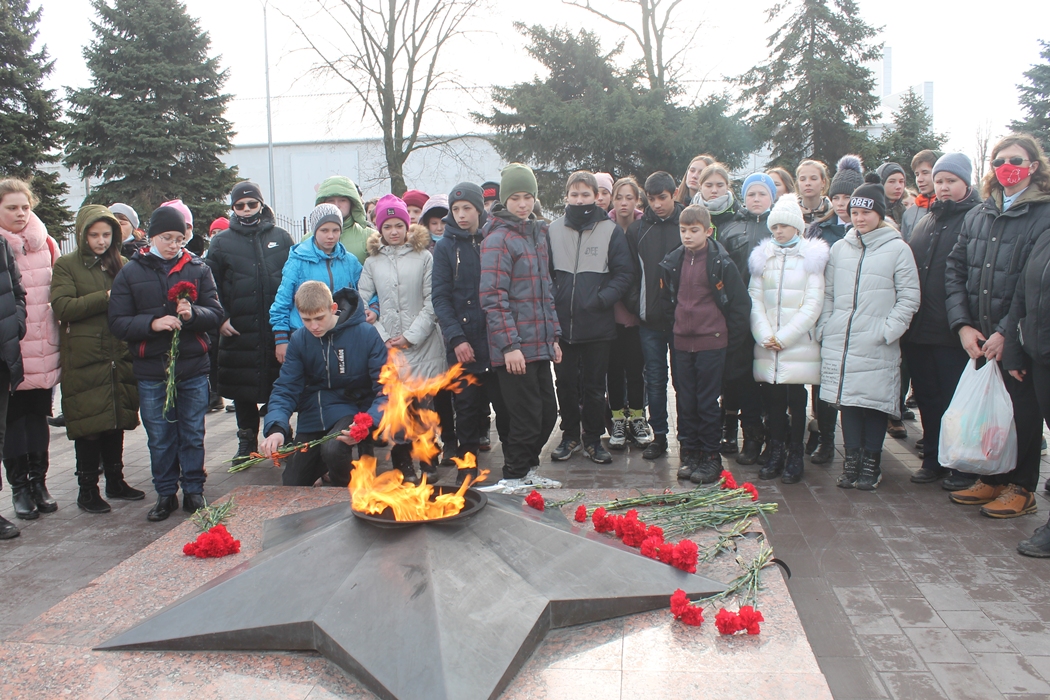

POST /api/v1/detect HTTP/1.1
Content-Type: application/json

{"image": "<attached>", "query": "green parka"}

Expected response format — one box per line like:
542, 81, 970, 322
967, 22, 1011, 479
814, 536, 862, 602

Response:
313, 175, 372, 263
50, 205, 139, 440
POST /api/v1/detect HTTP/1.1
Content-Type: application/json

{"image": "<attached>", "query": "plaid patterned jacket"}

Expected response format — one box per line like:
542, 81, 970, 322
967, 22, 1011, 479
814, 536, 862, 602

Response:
480, 211, 561, 366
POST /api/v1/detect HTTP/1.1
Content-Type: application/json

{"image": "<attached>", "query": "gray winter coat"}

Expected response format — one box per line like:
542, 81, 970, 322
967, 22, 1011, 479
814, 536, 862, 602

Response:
817, 226, 920, 417
357, 228, 447, 379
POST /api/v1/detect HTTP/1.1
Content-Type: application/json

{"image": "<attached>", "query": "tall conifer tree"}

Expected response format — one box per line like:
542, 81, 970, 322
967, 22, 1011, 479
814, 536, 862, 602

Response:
0, 0, 72, 236
874, 88, 946, 184
64, 0, 237, 223
739, 0, 882, 168
1011, 41, 1050, 152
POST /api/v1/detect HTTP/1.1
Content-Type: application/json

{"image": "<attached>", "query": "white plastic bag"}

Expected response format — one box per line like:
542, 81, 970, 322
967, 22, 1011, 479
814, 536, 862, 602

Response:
938, 359, 1017, 476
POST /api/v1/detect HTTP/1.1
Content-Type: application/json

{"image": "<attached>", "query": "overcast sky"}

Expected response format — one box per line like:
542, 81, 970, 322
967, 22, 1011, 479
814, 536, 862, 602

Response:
37, 0, 1050, 167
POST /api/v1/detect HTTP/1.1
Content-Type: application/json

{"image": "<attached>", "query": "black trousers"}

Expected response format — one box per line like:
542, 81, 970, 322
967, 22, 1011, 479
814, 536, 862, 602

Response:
282, 413, 374, 487
722, 372, 763, 429
902, 342, 969, 472
762, 383, 808, 445
454, 370, 508, 456
674, 348, 726, 453
0, 365, 8, 491
435, 389, 456, 452
234, 401, 261, 432
984, 363, 1043, 492
554, 340, 611, 444
607, 325, 645, 412
497, 362, 557, 479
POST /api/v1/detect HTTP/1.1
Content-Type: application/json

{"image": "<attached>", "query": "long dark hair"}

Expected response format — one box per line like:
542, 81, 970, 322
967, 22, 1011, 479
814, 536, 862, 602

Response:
95, 218, 124, 277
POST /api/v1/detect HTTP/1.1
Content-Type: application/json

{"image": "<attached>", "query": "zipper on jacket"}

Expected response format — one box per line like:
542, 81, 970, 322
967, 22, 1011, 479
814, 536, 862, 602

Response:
325, 258, 334, 289
568, 230, 584, 340
774, 253, 787, 382
836, 245, 867, 405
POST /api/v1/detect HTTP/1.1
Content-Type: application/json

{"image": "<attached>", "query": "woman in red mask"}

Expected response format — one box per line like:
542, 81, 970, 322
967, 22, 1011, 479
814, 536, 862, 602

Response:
944, 133, 1050, 521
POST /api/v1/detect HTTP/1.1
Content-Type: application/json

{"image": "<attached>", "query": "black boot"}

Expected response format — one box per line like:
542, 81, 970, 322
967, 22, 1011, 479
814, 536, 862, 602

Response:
736, 425, 764, 465
4, 456, 38, 520
855, 450, 883, 491
781, 443, 805, 484
758, 440, 786, 480
100, 431, 145, 500
810, 400, 838, 464
642, 434, 668, 460
75, 439, 111, 514
232, 428, 258, 466
755, 439, 772, 466
391, 444, 420, 485
26, 452, 58, 513
810, 436, 836, 464
147, 494, 179, 521
677, 450, 700, 480
720, 411, 739, 455
805, 419, 820, 455
0, 513, 19, 539
837, 448, 862, 488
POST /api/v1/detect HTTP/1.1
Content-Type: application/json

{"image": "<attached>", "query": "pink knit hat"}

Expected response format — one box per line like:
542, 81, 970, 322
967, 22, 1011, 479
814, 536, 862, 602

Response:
159, 199, 193, 228
401, 189, 429, 210
375, 194, 410, 230
594, 173, 614, 193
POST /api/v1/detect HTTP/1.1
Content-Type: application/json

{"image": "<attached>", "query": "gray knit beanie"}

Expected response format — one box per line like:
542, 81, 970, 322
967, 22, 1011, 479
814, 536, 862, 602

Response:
829, 155, 865, 198
932, 153, 973, 186
449, 182, 485, 214
109, 203, 139, 229
309, 203, 343, 235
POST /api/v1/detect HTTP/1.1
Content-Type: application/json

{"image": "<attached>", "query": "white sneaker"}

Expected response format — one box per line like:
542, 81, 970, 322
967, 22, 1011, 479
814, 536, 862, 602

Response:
523, 468, 563, 489
477, 478, 530, 494
609, 418, 627, 450
628, 416, 654, 446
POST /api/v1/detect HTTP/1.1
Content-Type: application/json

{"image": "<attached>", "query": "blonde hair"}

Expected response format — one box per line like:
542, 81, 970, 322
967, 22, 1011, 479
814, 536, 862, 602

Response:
795, 160, 829, 195
0, 178, 38, 208
676, 155, 716, 203
612, 176, 643, 203
766, 167, 796, 194
294, 280, 334, 315
697, 163, 732, 192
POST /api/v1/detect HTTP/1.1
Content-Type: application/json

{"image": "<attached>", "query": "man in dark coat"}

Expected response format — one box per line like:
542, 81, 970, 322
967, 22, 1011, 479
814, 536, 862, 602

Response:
0, 234, 26, 539
205, 181, 293, 464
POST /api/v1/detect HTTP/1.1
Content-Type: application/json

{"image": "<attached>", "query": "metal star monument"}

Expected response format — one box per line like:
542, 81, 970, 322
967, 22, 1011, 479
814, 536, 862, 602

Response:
98, 494, 724, 700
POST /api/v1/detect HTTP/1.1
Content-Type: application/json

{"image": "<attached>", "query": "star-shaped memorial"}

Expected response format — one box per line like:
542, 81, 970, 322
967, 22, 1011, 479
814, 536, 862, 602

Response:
98, 494, 724, 700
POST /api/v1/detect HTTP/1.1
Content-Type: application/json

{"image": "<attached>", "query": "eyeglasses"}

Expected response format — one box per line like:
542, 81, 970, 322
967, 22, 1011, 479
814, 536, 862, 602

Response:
991, 157, 1028, 168
232, 200, 261, 211
154, 234, 186, 246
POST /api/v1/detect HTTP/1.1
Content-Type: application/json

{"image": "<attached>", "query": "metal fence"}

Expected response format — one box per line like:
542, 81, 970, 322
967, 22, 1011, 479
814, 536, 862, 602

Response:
275, 213, 307, 243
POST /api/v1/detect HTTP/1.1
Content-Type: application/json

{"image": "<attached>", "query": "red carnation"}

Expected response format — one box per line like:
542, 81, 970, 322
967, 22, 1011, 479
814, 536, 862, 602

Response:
715, 608, 743, 635
525, 490, 545, 511
671, 539, 699, 574
167, 280, 198, 303
720, 470, 738, 490
656, 542, 675, 564
670, 589, 691, 616
353, 412, 374, 429
574, 505, 587, 523
742, 482, 759, 501
737, 606, 764, 635
640, 535, 662, 559
646, 524, 664, 541
670, 589, 704, 626
679, 605, 704, 626
183, 524, 240, 558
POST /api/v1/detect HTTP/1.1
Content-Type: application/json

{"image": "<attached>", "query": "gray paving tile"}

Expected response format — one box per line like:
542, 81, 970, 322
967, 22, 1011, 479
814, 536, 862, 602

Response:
903, 627, 974, 665
879, 671, 949, 700
971, 653, 1050, 695
927, 662, 1004, 700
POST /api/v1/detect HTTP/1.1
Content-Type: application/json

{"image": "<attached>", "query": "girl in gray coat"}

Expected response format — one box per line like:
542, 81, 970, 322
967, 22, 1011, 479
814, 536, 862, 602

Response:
818, 177, 920, 491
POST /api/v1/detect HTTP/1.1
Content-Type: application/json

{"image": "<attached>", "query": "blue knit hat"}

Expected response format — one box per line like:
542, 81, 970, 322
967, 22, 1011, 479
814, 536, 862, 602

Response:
742, 173, 778, 201
932, 153, 973, 186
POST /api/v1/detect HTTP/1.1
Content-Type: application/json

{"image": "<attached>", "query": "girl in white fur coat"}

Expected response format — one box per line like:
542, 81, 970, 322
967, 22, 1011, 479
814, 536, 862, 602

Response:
748, 196, 829, 484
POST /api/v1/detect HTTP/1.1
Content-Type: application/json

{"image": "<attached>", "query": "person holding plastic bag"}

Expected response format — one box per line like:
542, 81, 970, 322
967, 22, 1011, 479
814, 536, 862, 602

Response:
945, 134, 1050, 519
938, 359, 1016, 479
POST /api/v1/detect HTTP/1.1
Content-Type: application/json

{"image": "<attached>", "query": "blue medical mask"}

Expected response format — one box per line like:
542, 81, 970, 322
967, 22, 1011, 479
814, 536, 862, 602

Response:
774, 234, 800, 248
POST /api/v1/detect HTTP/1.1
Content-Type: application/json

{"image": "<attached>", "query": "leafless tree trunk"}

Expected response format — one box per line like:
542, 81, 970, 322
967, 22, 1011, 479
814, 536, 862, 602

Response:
563, 0, 697, 94
974, 120, 993, 186
284, 0, 484, 193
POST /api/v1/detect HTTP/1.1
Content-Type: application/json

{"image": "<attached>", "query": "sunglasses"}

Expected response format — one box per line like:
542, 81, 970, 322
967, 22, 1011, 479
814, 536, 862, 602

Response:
991, 157, 1028, 168
232, 200, 261, 211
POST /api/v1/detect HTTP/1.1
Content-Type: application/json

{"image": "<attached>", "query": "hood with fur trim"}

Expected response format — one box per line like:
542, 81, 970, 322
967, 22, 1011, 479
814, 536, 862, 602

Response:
749, 235, 830, 278
366, 223, 431, 256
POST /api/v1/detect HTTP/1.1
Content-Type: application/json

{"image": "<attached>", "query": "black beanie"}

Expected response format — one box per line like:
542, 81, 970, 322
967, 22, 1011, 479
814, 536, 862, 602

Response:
848, 173, 888, 219
148, 206, 187, 238
230, 181, 264, 206
449, 182, 485, 214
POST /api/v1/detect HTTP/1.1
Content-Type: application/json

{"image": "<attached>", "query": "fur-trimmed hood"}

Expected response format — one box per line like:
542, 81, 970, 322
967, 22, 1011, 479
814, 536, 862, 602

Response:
366, 224, 431, 256
748, 235, 829, 278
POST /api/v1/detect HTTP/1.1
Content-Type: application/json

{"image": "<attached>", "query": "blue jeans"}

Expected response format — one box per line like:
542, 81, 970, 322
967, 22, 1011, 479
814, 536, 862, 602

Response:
138, 374, 209, 496
840, 406, 888, 453
638, 326, 676, 436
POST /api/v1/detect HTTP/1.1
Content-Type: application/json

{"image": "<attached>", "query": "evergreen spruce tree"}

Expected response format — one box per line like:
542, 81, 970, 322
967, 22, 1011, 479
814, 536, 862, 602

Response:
1010, 40, 1050, 152
64, 0, 237, 224
0, 0, 72, 237
874, 88, 946, 184
738, 0, 882, 168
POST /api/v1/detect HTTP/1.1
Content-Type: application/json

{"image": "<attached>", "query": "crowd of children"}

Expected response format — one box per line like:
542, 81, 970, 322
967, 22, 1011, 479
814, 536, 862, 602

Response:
1, 133, 1050, 559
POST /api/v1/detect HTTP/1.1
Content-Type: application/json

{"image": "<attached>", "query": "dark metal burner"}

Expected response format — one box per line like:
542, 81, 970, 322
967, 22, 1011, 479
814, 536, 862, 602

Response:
351, 485, 487, 527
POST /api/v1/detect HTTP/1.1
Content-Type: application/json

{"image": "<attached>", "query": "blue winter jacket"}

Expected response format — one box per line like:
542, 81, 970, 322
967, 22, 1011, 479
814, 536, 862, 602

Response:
431, 212, 490, 372
269, 238, 363, 345
263, 287, 386, 438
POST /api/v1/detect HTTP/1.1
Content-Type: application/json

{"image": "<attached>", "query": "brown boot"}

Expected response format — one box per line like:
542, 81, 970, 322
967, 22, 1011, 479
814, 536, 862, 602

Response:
949, 480, 1006, 505
980, 485, 1037, 519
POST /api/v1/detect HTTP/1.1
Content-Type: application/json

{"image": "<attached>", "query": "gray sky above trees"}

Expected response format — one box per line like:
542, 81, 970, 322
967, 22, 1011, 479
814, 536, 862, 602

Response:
40, 0, 1050, 160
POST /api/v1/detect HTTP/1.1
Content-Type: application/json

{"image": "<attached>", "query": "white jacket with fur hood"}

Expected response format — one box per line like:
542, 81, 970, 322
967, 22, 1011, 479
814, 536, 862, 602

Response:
358, 226, 448, 379
748, 236, 829, 385
817, 225, 920, 417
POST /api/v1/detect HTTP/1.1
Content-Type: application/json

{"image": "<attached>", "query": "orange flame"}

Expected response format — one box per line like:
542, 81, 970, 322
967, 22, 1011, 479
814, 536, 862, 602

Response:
349, 349, 486, 521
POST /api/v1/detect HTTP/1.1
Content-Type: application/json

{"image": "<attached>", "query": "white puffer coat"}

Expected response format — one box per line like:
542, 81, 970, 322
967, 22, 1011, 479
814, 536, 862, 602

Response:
817, 226, 920, 417
748, 236, 829, 385
358, 227, 448, 380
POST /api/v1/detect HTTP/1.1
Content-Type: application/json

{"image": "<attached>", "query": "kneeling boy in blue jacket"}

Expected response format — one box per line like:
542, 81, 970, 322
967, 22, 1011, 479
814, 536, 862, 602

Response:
260, 282, 387, 487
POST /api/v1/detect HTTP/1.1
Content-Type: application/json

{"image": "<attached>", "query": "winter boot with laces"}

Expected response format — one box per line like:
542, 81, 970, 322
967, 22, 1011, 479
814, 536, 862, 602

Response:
758, 440, 786, 480
736, 425, 764, 466
781, 443, 805, 484
232, 428, 259, 466
837, 448, 863, 489
677, 450, 701, 480
854, 450, 883, 491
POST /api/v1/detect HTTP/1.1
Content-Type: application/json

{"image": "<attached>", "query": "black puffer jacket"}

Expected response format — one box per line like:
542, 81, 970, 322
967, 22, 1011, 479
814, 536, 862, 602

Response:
625, 202, 684, 326
0, 236, 27, 389
719, 209, 771, 287
548, 206, 633, 343
945, 188, 1050, 339
205, 207, 293, 403
905, 189, 982, 347
432, 212, 489, 372
108, 249, 224, 382
1004, 204, 1050, 369
806, 215, 849, 249
655, 239, 751, 380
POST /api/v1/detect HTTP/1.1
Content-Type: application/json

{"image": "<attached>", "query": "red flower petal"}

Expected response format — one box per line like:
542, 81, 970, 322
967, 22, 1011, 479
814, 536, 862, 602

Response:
715, 608, 743, 635
680, 605, 704, 626
574, 505, 587, 523
525, 491, 545, 511
742, 482, 759, 501
353, 412, 374, 429
671, 539, 699, 574
183, 524, 241, 558
737, 605, 764, 635
720, 470, 738, 490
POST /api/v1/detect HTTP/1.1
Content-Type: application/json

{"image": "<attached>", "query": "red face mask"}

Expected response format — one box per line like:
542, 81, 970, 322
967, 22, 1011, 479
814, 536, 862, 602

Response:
995, 162, 1030, 188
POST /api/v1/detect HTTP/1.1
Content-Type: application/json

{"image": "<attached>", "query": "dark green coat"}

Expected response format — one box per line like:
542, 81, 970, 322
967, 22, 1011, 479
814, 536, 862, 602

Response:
51, 205, 139, 440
